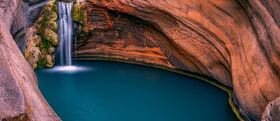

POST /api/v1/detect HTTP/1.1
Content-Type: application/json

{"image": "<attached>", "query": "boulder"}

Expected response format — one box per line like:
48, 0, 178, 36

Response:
0, 0, 60, 120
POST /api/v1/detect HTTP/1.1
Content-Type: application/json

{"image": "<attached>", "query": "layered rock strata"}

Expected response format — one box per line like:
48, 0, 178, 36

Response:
74, 0, 280, 120
0, 0, 279, 121
75, 2, 174, 68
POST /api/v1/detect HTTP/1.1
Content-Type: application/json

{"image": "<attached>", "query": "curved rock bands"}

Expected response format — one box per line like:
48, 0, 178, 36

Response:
0, 0, 279, 121
75, 1, 233, 85
75, 3, 176, 68
75, 0, 241, 119
74, 0, 280, 120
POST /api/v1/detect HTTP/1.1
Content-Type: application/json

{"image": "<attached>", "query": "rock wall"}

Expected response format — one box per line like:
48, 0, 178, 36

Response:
75, 0, 280, 120
75, 2, 174, 68
0, 0, 279, 121
0, 0, 60, 120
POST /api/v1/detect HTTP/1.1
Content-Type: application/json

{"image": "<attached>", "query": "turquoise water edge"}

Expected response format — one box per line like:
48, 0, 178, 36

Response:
36, 60, 238, 121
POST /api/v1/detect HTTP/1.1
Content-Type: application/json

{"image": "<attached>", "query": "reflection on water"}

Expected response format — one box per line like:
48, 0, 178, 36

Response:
45, 66, 90, 73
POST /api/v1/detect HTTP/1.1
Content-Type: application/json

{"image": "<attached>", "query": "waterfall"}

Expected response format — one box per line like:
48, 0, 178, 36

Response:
52, 2, 88, 73
58, 2, 73, 66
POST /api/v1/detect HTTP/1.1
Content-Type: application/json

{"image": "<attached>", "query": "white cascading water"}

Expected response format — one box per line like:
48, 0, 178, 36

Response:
58, 2, 73, 66
53, 2, 88, 73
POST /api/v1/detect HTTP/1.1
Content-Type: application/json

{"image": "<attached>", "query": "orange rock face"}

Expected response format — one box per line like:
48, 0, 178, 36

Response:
74, 0, 280, 120
0, 0, 279, 121
75, 3, 175, 68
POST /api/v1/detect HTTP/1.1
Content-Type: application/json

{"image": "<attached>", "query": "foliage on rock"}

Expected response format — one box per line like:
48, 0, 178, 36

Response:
73, 2, 89, 41
24, 1, 58, 68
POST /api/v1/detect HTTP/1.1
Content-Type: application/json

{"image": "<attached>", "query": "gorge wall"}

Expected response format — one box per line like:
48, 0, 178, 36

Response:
75, 0, 280, 120
0, 0, 279, 121
0, 0, 60, 120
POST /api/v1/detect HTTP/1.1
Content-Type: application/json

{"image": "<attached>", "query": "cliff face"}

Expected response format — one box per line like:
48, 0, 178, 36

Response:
0, 0, 60, 120
75, 0, 280, 120
0, 0, 279, 121
75, 2, 175, 69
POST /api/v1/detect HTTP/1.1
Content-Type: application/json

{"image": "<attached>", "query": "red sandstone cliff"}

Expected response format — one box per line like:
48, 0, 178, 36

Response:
75, 0, 280, 120
0, 0, 279, 121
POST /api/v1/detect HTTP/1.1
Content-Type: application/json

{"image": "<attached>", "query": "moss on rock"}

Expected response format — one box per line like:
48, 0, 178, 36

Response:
25, 1, 89, 68
24, 1, 58, 68
43, 28, 59, 46
45, 54, 55, 67
48, 21, 58, 32
72, 2, 86, 23
73, 2, 89, 42
37, 55, 48, 68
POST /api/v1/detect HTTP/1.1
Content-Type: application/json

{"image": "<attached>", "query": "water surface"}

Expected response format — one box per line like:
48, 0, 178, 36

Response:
36, 61, 237, 121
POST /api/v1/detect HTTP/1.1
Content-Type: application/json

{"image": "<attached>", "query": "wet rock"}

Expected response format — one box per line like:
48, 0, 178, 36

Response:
27, 0, 48, 26
28, 6, 44, 26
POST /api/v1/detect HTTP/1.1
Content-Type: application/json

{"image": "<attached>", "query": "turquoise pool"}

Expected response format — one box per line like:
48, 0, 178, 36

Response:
36, 60, 238, 121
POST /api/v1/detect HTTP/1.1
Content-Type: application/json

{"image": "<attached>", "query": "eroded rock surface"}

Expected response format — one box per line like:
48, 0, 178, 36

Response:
0, 0, 279, 121
75, 2, 174, 68
0, 0, 59, 120
74, 0, 280, 120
